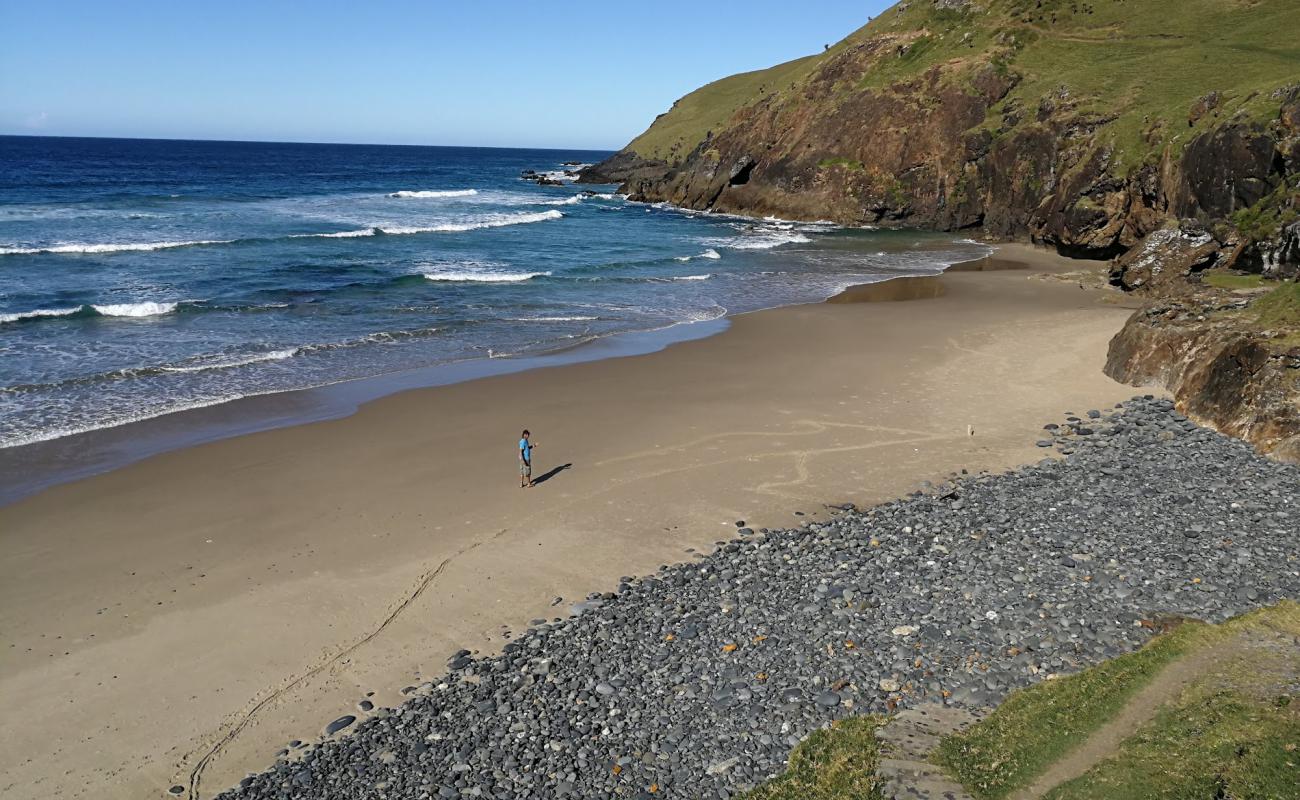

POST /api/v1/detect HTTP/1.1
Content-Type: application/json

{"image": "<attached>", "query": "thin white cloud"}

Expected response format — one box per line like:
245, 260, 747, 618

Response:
24, 111, 48, 129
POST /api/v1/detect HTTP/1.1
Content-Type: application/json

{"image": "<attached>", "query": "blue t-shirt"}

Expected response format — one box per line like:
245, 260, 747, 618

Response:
519, 438, 531, 463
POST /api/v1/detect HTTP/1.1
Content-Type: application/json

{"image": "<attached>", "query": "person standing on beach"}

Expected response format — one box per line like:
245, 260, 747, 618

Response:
519, 429, 536, 488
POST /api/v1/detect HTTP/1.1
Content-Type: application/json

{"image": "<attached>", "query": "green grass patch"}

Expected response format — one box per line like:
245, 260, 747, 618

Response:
741, 716, 885, 800
993, 0, 1300, 171
819, 157, 865, 171
1234, 177, 1300, 243
1203, 270, 1269, 290
934, 621, 1203, 799
625, 54, 822, 165
1253, 282, 1300, 329
1045, 689, 1300, 800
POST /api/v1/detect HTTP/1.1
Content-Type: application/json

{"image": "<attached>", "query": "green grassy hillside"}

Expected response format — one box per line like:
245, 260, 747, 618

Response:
627, 0, 1300, 173
627, 54, 822, 165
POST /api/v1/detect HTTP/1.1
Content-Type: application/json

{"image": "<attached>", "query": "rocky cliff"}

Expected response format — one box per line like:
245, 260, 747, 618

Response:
586, 0, 1298, 266
586, 0, 1300, 459
1106, 289, 1300, 462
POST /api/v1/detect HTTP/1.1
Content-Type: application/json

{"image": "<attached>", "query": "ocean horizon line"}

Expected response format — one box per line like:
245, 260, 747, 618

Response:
0, 132, 621, 153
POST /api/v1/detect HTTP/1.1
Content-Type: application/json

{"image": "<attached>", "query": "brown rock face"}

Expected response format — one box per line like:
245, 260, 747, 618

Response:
585, 57, 1297, 266
1105, 300, 1300, 462
1173, 123, 1284, 219
591, 94, 1294, 262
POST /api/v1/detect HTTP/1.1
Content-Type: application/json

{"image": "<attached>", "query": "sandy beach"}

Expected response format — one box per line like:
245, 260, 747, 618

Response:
0, 245, 1145, 799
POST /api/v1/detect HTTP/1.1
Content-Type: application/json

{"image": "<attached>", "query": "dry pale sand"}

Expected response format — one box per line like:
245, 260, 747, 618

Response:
0, 246, 1146, 799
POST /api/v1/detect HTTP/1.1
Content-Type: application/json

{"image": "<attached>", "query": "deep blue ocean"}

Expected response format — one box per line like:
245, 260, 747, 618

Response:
0, 136, 987, 448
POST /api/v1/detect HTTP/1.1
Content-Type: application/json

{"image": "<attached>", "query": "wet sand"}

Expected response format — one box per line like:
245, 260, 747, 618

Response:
0, 244, 1145, 799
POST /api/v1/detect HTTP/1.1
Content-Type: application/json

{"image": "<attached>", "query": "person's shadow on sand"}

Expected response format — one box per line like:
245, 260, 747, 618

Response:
532, 463, 572, 487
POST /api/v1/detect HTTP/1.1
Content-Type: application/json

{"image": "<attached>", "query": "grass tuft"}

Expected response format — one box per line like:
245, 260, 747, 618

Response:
1252, 282, 1300, 329
741, 716, 886, 800
934, 620, 1201, 799
1045, 688, 1300, 800
818, 157, 866, 171
1203, 271, 1269, 290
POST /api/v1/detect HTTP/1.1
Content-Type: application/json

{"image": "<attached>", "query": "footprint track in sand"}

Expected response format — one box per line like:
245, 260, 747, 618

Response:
185, 527, 511, 798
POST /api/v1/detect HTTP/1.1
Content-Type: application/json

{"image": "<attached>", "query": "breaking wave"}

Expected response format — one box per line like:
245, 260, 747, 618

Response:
0, 307, 82, 324
388, 189, 479, 198
306, 229, 379, 238
710, 231, 811, 250
422, 271, 550, 283
674, 248, 722, 262
91, 301, 180, 318
5, 209, 564, 254
0, 239, 231, 256
317, 209, 566, 238
1, 301, 183, 323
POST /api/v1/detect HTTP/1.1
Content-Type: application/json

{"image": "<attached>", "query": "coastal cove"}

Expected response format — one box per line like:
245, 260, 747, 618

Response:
0, 246, 1147, 798
7, 2, 1300, 797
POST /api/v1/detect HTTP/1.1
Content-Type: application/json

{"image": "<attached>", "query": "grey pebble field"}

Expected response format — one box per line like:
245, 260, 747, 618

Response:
217, 397, 1298, 800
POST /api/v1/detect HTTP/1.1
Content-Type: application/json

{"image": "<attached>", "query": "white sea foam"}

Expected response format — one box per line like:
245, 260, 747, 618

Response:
1, 394, 261, 449
539, 169, 585, 182
388, 209, 564, 234
679, 304, 728, 323
92, 301, 180, 318
1, 301, 182, 321
290, 327, 443, 354
508, 315, 599, 322
0, 307, 82, 324
545, 195, 584, 205
422, 271, 550, 283
297, 209, 564, 240
0, 239, 231, 256
705, 231, 811, 250
674, 248, 722, 262
674, 274, 713, 281
311, 229, 377, 238
358, 328, 441, 344
388, 189, 479, 198
161, 348, 299, 373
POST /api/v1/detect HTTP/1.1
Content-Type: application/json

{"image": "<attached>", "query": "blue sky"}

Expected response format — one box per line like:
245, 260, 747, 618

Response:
0, 0, 889, 150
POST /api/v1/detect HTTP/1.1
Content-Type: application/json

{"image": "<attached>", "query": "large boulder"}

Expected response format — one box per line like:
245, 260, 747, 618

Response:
1106, 299, 1300, 462
1108, 225, 1222, 291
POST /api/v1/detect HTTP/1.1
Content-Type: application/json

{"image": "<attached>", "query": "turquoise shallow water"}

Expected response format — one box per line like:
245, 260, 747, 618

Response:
0, 136, 987, 448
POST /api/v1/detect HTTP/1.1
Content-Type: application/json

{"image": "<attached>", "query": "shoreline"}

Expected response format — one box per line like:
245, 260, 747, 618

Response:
0, 314, 732, 506
0, 242, 991, 507
2, 235, 1008, 507
0, 244, 1146, 799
